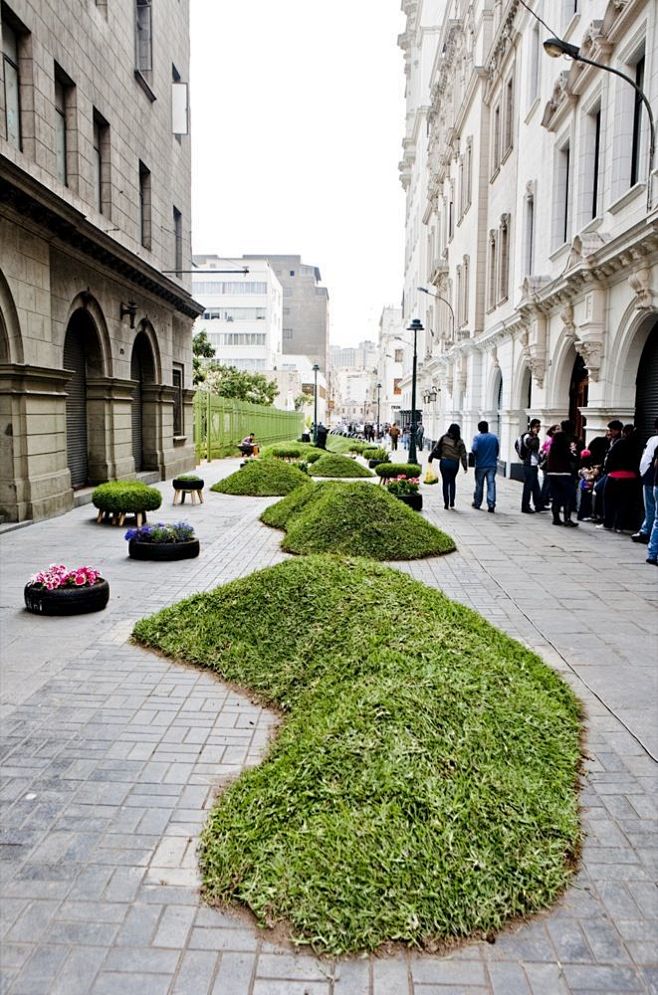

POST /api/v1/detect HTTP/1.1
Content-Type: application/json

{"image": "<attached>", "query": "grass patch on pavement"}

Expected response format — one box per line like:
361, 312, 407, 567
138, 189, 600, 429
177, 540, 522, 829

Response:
260, 481, 455, 559
211, 459, 308, 497
133, 555, 582, 956
310, 453, 373, 478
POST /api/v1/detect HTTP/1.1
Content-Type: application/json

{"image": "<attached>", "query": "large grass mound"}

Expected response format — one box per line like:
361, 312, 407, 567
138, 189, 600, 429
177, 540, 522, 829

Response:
261, 481, 455, 559
210, 459, 308, 497
259, 440, 325, 461
310, 453, 373, 478
133, 556, 582, 955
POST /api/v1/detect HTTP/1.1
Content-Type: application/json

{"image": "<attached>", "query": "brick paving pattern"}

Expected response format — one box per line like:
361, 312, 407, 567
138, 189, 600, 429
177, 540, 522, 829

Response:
0, 458, 656, 994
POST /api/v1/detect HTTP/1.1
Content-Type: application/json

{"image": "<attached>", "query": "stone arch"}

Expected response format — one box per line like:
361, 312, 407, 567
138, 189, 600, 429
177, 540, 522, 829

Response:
0, 268, 24, 364
546, 333, 579, 413
63, 307, 108, 487
134, 319, 162, 384
130, 324, 159, 472
607, 305, 658, 413
63, 292, 112, 378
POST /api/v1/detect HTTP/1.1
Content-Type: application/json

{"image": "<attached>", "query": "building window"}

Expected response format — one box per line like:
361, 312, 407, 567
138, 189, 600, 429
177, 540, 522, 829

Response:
529, 22, 540, 106
499, 215, 510, 301
283, 328, 293, 340
394, 348, 404, 363
135, 0, 152, 76
491, 103, 501, 175
139, 160, 151, 249
591, 107, 602, 218
465, 138, 473, 209
503, 75, 514, 154
524, 189, 535, 275
173, 207, 182, 276
456, 265, 462, 326
193, 280, 268, 295
630, 54, 645, 187
554, 140, 571, 247
462, 255, 470, 325
289, 270, 295, 276
488, 232, 497, 311
2, 18, 20, 148
458, 155, 464, 219
92, 109, 110, 215
448, 182, 455, 240
54, 75, 67, 185
172, 364, 184, 436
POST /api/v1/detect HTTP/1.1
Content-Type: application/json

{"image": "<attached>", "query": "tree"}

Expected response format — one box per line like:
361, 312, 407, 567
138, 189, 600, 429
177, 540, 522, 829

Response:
193, 329, 215, 385
202, 364, 279, 406
294, 392, 313, 411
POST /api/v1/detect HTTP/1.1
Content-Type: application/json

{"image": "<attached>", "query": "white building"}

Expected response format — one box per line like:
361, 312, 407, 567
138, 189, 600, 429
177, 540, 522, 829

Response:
377, 306, 405, 426
276, 354, 328, 424
192, 256, 282, 373
331, 369, 378, 425
402, 0, 658, 469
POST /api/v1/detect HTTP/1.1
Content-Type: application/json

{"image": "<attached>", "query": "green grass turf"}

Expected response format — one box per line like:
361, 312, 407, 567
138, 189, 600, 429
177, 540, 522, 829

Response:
260, 481, 455, 559
133, 556, 582, 955
210, 459, 308, 497
259, 441, 325, 461
310, 453, 373, 478
326, 435, 367, 454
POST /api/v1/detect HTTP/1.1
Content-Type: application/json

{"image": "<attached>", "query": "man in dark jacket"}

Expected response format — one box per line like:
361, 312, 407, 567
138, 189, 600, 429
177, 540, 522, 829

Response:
520, 419, 544, 514
598, 420, 638, 531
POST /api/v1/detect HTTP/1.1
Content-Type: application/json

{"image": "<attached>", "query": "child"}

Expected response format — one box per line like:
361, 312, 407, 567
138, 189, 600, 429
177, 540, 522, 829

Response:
577, 449, 599, 521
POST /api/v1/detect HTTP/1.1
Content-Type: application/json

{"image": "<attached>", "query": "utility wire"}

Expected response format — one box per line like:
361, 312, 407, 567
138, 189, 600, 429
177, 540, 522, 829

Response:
516, 0, 560, 40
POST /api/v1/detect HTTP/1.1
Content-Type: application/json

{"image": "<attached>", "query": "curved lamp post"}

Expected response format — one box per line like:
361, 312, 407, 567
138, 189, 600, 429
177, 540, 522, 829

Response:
312, 363, 320, 444
543, 37, 655, 210
407, 319, 423, 465
376, 382, 382, 437
417, 286, 455, 340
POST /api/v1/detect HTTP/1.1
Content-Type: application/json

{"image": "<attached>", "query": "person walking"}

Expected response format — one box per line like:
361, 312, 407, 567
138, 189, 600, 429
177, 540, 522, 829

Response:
547, 429, 578, 527
416, 423, 425, 453
517, 418, 544, 514
632, 417, 658, 544
644, 442, 658, 566
428, 423, 468, 510
389, 423, 400, 451
471, 420, 499, 512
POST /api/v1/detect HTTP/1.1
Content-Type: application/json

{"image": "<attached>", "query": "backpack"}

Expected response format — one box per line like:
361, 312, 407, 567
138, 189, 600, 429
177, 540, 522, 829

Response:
514, 434, 528, 460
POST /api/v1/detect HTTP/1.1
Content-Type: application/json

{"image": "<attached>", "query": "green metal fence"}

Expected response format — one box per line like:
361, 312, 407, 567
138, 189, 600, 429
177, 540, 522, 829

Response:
193, 392, 304, 460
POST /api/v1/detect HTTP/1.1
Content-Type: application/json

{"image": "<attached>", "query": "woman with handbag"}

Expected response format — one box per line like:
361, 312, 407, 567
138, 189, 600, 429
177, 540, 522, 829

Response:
428, 424, 468, 510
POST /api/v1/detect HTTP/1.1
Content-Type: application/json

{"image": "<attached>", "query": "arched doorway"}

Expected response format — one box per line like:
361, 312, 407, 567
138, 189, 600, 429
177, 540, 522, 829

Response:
635, 320, 658, 442
569, 354, 589, 441
63, 310, 104, 488
131, 330, 156, 471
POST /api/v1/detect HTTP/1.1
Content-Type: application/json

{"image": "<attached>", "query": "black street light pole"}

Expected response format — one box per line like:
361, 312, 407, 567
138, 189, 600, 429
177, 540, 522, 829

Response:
312, 363, 320, 444
417, 286, 455, 339
543, 37, 655, 210
376, 382, 382, 438
407, 319, 423, 465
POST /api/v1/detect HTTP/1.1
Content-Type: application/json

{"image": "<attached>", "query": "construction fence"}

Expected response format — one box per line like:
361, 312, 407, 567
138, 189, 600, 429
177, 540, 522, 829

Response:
193, 392, 304, 460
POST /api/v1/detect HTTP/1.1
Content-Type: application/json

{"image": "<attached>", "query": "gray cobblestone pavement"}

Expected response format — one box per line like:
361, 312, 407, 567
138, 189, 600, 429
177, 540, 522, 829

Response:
0, 458, 656, 994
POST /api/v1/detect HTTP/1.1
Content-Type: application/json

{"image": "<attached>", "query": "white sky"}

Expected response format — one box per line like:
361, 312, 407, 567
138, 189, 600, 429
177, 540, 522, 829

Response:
190, 0, 407, 347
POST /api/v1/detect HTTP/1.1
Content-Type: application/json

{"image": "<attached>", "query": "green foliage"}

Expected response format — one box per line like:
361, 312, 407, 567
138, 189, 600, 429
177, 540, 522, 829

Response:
310, 454, 373, 478
376, 462, 422, 479
92, 481, 162, 513
175, 473, 202, 482
261, 481, 454, 559
201, 364, 279, 406
294, 392, 313, 411
193, 329, 216, 386
259, 441, 325, 463
305, 450, 322, 464
210, 459, 309, 497
133, 555, 582, 955
327, 436, 367, 455
387, 479, 419, 496
363, 447, 389, 462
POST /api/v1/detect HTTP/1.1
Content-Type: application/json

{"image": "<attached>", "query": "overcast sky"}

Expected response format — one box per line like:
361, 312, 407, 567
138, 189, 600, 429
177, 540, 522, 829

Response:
190, 0, 406, 346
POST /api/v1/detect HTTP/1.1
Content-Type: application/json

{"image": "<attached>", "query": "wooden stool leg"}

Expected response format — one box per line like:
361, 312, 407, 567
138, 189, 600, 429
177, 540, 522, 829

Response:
198, 489, 204, 504
118, 512, 126, 527
135, 512, 142, 527
173, 489, 180, 505
97, 510, 103, 523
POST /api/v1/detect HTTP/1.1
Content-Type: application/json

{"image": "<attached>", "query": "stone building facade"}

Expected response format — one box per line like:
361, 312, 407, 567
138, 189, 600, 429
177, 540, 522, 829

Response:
401, 0, 658, 469
0, 0, 200, 523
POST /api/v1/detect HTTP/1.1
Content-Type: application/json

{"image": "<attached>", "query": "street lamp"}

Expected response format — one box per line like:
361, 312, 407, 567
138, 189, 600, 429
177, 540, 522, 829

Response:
376, 382, 382, 438
543, 36, 655, 209
407, 318, 423, 465
417, 286, 455, 340
312, 363, 320, 444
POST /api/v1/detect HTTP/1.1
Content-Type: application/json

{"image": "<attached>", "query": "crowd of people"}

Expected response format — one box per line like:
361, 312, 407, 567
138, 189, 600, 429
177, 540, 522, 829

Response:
418, 416, 658, 567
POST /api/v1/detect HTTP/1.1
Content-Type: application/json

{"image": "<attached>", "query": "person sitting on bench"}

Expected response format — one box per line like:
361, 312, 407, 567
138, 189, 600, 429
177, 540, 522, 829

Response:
239, 433, 256, 457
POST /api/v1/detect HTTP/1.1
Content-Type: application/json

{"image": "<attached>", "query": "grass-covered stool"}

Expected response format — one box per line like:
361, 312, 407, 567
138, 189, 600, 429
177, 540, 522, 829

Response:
92, 481, 162, 527
172, 474, 205, 506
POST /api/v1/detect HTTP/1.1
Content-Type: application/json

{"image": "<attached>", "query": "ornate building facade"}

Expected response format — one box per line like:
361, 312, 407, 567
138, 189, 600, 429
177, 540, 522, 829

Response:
401, 0, 658, 471
0, 0, 200, 523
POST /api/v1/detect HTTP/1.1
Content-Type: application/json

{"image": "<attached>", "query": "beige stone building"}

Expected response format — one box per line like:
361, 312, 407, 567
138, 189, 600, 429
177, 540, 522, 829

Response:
0, 0, 200, 523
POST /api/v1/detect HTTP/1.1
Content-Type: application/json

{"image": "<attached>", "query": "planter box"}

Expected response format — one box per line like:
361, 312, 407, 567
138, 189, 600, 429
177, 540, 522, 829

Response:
24, 579, 110, 616
128, 539, 200, 561
173, 478, 204, 506
394, 493, 423, 511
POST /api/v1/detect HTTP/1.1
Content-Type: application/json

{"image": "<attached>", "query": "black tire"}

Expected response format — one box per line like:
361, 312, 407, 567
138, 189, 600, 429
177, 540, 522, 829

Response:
396, 494, 423, 512
172, 478, 204, 491
368, 459, 390, 469
128, 539, 200, 561
24, 579, 110, 616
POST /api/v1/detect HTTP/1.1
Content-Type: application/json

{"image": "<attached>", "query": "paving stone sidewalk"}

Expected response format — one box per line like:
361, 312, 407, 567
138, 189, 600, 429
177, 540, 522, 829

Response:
0, 458, 656, 995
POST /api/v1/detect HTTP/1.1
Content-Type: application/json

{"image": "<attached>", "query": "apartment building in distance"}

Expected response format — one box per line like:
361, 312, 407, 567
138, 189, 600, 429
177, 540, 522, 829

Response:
243, 254, 330, 373
0, 0, 200, 523
401, 0, 658, 467
377, 306, 405, 427
192, 257, 283, 372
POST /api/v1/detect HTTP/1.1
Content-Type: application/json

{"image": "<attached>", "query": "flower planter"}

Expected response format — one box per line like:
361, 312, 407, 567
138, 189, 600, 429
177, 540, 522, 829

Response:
368, 458, 390, 469
24, 579, 110, 616
172, 478, 205, 506
395, 493, 423, 512
128, 539, 200, 561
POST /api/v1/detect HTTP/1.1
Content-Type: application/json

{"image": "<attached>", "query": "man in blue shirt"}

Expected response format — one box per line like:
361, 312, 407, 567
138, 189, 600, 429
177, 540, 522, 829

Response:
471, 420, 499, 513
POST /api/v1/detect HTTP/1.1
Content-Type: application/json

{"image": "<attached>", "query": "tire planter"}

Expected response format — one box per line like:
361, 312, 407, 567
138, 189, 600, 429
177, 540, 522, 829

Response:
128, 539, 200, 561
369, 459, 390, 469
172, 478, 204, 492
394, 493, 423, 512
24, 579, 110, 616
